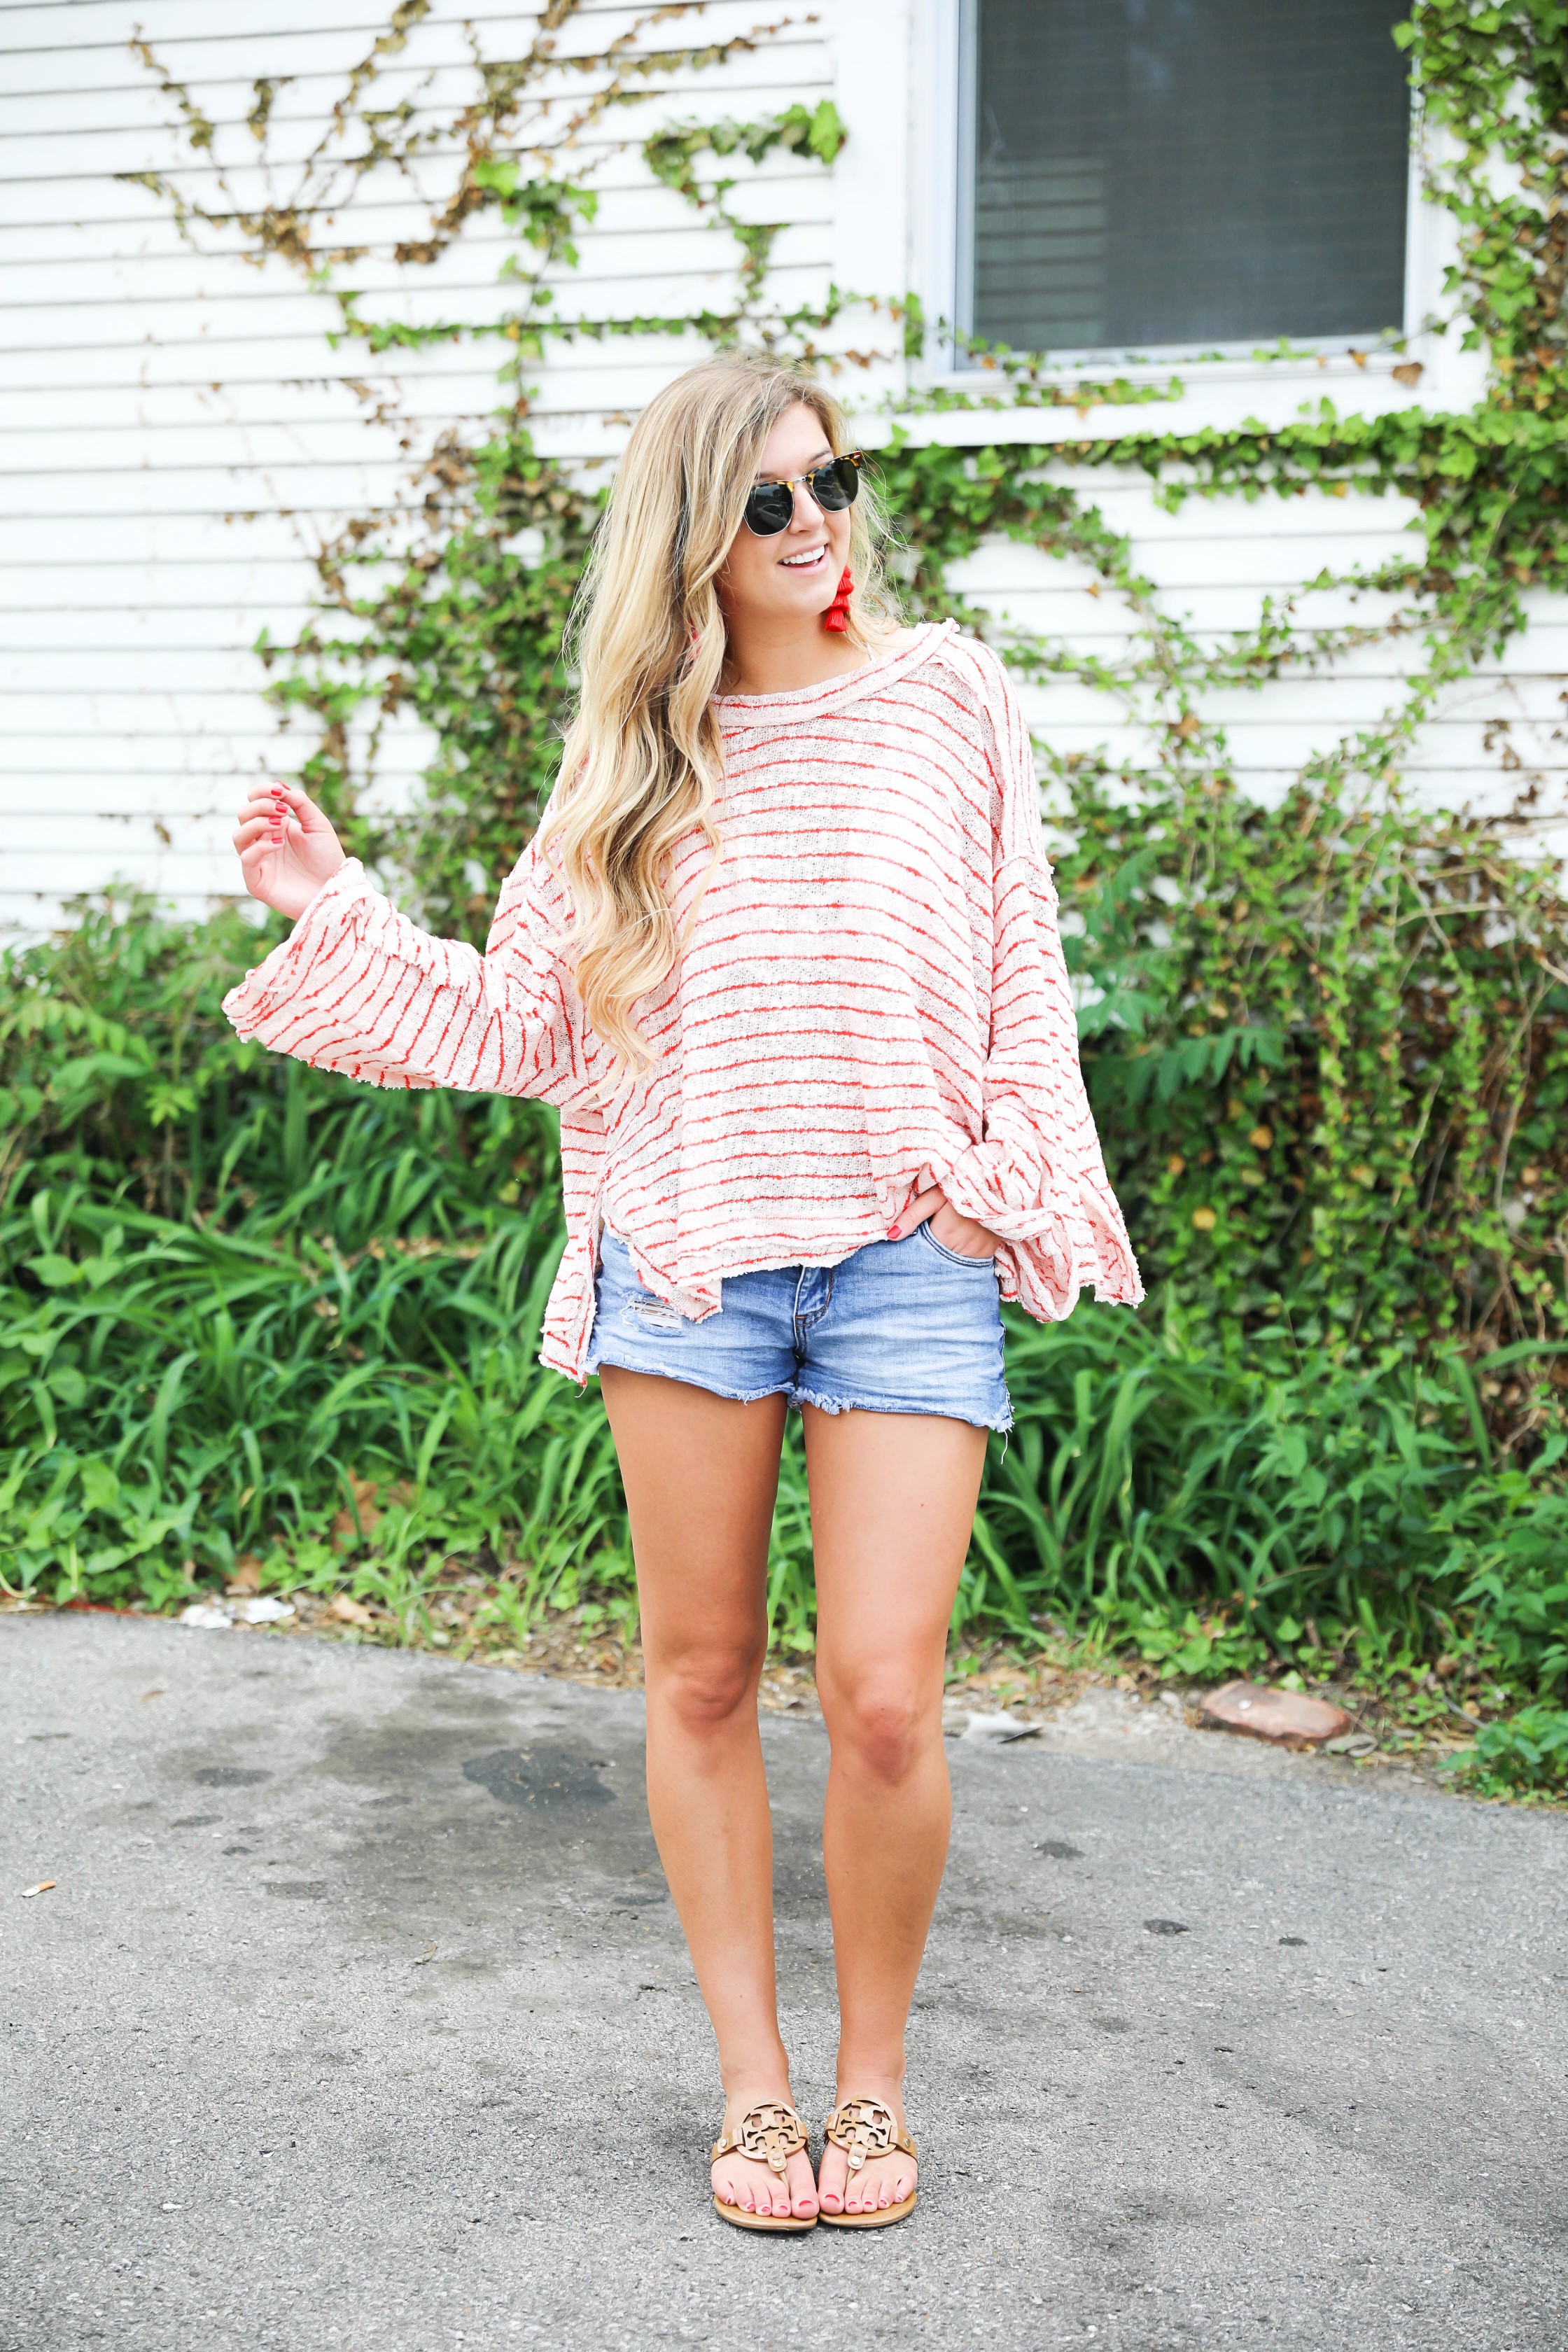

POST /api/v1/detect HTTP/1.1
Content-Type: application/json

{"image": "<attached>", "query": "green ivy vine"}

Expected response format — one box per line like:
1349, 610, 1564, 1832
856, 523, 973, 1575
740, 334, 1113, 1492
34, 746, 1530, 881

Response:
124, 0, 1568, 1429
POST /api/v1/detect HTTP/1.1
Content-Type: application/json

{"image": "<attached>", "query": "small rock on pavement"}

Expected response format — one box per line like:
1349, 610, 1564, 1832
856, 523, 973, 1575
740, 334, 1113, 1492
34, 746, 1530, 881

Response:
1199, 1681, 1350, 1749
950, 1711, 1040, 1745
178, 1597, 295, 1630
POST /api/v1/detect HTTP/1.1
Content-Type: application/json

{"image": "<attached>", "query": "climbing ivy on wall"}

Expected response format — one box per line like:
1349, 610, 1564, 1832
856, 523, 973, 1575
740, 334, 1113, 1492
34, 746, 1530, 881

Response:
122, 0, 1568, 1410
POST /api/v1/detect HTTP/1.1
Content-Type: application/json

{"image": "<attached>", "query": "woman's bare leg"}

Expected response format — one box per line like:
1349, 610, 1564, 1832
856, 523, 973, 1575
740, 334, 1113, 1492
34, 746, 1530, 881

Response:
597, 1366, 817, 2220
803, 1406, 988, 2215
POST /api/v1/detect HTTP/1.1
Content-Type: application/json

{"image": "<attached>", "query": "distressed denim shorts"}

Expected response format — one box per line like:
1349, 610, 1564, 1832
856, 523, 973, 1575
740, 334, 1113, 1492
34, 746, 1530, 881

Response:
585, 1226, 1011, 1431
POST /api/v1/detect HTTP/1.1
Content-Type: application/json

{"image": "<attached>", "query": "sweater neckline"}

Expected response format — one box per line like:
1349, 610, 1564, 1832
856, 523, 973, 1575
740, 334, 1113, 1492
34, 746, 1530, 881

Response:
715, 619, 956, 729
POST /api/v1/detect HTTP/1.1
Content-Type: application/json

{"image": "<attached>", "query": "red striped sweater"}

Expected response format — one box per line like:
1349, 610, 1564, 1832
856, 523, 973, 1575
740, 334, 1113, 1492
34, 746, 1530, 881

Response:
223, 622, 1142, 1378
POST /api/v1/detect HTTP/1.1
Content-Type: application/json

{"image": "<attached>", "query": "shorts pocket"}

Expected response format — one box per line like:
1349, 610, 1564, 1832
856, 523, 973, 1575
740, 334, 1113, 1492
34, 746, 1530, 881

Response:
916, 1219, 999, 1271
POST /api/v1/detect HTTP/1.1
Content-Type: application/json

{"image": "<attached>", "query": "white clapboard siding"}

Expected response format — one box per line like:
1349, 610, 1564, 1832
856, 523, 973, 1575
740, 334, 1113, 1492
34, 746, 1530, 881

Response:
3, 0, 1566, 934
948, 491, 1568, 841
0, 0, 839, 929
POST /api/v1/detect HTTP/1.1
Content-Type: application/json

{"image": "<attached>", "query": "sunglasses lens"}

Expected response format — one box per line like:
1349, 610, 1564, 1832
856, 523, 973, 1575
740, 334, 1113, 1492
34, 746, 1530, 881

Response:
744, 483, 794, 536
813, 457, 860, 512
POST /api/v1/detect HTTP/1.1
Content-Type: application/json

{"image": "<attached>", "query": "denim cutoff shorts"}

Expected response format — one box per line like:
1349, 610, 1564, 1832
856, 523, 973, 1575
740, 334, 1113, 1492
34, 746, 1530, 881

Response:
585, 1226, 1011, 1431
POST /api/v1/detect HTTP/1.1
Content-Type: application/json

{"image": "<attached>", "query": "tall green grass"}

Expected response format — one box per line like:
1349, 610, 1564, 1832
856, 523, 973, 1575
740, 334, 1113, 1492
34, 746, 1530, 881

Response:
3, 1126, 624, 1620
4, 900, 1567, 1793
8, 1153, 1567, 1703
971, 1315, 1568, 1688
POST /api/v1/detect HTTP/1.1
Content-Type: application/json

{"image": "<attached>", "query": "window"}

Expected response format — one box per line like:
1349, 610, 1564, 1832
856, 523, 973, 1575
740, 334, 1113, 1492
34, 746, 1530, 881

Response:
958, 0, 1413, 360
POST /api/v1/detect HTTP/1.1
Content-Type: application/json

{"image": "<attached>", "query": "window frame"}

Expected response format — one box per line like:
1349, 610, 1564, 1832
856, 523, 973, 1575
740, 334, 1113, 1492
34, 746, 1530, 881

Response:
930, 0, 1429, 386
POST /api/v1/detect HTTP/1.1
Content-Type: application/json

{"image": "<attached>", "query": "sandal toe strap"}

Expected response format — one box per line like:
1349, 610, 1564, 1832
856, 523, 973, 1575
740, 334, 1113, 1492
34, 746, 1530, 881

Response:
823, 2096, 918, 2173
710, 2099, 808, 2175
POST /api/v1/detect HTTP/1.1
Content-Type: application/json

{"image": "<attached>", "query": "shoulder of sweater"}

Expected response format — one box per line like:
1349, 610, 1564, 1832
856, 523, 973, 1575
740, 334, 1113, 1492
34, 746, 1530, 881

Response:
916, 624, 1015, 706
901, 629, 1029, 764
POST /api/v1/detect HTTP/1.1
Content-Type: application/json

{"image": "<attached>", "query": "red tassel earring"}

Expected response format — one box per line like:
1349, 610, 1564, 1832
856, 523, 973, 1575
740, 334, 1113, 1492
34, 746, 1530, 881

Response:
822, 566, 854, 634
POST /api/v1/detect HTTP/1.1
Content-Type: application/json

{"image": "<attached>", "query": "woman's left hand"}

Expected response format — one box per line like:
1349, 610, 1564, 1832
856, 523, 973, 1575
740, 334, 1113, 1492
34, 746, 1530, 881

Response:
888, 1185, 1002, 1260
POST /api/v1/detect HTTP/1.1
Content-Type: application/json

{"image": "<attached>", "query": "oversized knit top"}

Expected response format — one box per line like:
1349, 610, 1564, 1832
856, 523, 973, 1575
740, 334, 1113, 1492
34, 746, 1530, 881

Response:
223, 622, 1142, 1379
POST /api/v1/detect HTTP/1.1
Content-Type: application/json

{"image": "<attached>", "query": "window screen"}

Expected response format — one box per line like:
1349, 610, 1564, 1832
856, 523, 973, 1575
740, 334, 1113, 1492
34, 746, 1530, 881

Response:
966, 0, 1412, 356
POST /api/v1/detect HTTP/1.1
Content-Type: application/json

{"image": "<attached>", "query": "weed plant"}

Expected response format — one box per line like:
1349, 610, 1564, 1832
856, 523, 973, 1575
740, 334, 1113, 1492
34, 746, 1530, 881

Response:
76, 0, 1568, 1806
4, 891, 1566, 1798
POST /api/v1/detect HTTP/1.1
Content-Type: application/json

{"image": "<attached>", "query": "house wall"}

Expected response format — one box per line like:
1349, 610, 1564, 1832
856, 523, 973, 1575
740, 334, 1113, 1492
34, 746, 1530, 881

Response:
2, 0, 1564, 935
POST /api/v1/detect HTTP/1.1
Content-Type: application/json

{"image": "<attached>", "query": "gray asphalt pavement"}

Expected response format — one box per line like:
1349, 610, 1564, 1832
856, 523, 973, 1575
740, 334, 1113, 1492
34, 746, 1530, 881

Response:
3, 1613, 1564, 2352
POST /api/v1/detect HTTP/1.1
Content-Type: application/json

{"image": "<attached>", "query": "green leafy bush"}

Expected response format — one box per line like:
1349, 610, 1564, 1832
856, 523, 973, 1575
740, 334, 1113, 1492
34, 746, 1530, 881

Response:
1451, 1704, 1568, 1800
12, 0, 1553, 1804
0, 902, 601, 1623
1060, 764, 1568, 1362
4, 893, 1566, 1772
970, 1308, 1568, 1691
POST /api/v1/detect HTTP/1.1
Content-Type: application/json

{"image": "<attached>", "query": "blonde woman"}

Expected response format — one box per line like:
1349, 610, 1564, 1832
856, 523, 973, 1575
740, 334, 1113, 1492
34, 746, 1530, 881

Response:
226, 357, 1140, 2233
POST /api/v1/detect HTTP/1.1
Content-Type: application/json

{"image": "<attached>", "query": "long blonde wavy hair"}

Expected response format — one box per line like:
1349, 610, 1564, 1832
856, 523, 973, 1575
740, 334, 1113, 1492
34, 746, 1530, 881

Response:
539, 356, 902, 1074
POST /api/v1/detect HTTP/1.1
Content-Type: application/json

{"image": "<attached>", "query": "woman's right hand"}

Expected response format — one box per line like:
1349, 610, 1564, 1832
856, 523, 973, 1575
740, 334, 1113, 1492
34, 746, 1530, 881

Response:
232, 783, 346, 920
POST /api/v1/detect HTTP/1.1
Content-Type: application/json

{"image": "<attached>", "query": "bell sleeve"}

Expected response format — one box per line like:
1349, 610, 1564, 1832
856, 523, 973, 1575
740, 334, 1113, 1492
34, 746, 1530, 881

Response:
221, 845, 599, 1110
928, 650, 1143, 1318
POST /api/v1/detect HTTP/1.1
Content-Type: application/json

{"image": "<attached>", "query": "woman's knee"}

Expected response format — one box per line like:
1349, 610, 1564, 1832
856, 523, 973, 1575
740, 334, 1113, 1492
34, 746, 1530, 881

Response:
821, 1673, 936, 1783
647, 1638, 764, 1732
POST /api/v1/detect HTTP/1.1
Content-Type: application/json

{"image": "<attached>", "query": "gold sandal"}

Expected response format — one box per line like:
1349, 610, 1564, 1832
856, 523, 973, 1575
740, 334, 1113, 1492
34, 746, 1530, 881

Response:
818, 2095, 919, 2228
710, 2099, 816, 2232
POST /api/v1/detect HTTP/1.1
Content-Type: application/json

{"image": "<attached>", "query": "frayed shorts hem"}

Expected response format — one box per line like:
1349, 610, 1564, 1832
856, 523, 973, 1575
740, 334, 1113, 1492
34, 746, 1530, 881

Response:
790, 1381, 1011, 1434
586, 1350, 793, 1412
588, 1352, 1010, 1433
